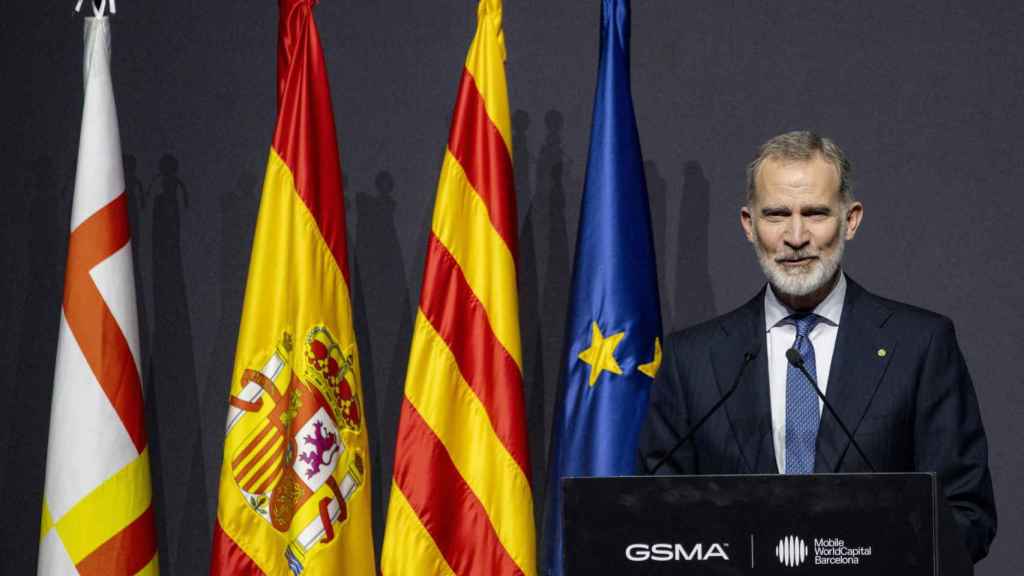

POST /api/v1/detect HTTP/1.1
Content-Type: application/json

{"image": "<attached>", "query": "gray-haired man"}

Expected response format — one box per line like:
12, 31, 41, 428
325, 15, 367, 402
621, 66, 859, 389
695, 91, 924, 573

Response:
639, 131, 996, 562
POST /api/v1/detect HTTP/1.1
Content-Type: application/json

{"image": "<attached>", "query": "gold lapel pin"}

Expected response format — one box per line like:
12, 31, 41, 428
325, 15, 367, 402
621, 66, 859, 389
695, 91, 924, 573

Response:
877, 348, 887, 358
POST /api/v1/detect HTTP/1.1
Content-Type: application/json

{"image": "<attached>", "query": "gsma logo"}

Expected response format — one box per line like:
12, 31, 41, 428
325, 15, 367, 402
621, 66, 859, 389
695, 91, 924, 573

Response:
776, 535, 808, 567
625, 543, 730, 562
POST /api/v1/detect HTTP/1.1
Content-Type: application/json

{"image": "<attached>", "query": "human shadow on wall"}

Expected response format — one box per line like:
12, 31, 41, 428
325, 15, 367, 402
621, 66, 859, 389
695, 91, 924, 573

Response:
536, 107, 577, 409
147, 153, 208, 574
538, 110, 572, 395
201, 169, 260, 531
352, 170, 412, 549
1, 156, 67, 571
348, 195, 376, 548
537, 110, 573, 522
513, 109, 548, 525
645, 161, 671, 325
125, 154, 149, 347
671, 161, 716, 330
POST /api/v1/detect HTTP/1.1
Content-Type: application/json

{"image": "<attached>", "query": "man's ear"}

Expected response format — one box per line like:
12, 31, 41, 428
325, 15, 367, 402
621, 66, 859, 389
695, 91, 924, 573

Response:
740, 205, 755, 243
844, 201, 864, 239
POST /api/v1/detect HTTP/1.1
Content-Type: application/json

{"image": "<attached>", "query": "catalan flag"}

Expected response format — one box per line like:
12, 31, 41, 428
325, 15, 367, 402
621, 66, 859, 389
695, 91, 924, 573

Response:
380, 1, 536, 574
543, 1, 662, 574
38, 15, 159, 576
209, 1, 375, 574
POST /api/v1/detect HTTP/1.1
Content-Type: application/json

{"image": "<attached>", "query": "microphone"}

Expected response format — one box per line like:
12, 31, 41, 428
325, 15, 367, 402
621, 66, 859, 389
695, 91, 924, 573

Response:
647, 341, 762, 475
785, 348, 876, 473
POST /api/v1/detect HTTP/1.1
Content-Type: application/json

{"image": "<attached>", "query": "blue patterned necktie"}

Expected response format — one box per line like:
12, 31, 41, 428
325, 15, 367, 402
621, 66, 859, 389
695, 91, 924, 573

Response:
785, 313, 820, 474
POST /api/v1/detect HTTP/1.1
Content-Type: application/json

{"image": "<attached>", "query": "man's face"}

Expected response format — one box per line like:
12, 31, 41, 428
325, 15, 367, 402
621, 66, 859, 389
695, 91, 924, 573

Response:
740, 154, 863, 302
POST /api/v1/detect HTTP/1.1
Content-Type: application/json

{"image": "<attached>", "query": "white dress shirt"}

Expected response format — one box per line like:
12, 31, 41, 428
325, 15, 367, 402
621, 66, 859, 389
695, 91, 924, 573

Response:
764, 273, 846, 473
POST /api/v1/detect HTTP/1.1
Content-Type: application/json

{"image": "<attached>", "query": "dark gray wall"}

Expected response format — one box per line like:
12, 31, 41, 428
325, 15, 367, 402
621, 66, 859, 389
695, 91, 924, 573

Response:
1, 1, 1021, 574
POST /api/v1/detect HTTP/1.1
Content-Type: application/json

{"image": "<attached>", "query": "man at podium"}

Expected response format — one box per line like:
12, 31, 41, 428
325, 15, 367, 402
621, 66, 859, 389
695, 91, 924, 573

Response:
638, 131, 996, 562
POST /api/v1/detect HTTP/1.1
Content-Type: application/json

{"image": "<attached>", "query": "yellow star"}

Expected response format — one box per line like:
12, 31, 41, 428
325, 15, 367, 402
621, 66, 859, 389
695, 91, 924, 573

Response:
638, 337, 662, 379
578, 321, 625, 386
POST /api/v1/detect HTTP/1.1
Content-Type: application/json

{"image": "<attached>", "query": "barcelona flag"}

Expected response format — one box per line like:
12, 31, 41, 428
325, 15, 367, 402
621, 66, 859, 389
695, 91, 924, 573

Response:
543, 1, 662, 574
210, 1, 375, 574
38, 13, 159, 576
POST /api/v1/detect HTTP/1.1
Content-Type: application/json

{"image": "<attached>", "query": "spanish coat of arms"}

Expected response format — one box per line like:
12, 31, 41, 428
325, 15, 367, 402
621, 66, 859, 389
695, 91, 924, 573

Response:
224, 325, 365, 574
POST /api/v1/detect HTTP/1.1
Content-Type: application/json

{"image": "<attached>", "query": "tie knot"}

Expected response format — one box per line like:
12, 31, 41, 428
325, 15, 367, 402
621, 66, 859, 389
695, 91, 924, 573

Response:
790, 313, 819, 338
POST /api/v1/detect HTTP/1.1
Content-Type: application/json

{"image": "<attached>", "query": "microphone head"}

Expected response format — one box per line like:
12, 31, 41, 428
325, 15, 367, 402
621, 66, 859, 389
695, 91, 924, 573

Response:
785, 348, 804, 367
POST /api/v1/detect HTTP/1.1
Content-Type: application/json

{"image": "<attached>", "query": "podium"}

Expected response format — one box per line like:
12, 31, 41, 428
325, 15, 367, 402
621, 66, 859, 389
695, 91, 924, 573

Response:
561, 473, 972, 575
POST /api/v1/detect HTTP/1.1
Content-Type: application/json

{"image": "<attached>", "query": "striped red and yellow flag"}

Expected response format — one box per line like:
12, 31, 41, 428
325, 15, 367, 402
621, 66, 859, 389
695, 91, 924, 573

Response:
38, 16, 158, 576
380, 1, 536, 575
210, 1, 375, 574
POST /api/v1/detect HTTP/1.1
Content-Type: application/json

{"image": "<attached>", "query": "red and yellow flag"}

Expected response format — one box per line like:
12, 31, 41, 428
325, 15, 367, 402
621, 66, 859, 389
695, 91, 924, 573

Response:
38, 15, 158, 576
210, 1, 374, 574
380, 1, 536, 574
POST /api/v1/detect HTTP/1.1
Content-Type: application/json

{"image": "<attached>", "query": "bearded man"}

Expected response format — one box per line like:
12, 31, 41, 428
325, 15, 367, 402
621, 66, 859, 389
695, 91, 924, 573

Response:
638, 131, 996, 562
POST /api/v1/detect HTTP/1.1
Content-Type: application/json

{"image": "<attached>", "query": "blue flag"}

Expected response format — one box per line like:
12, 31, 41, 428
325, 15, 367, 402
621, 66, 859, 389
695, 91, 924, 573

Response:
542, 0, 662, 573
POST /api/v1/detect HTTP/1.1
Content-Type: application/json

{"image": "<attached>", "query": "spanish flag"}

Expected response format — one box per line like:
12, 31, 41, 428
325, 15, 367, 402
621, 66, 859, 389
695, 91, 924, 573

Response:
380, 1, 536, 574
38, 14, 158, 576
210, 1, 375, 574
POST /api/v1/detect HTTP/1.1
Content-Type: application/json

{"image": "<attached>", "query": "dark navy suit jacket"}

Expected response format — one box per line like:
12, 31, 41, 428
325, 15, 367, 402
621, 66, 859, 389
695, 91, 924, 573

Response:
638, 276, 996, 562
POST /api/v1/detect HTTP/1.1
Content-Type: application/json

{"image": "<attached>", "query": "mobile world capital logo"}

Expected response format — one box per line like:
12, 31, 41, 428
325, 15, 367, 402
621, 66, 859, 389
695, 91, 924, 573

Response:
774, 535, 874, 567
775, 535, 808, 567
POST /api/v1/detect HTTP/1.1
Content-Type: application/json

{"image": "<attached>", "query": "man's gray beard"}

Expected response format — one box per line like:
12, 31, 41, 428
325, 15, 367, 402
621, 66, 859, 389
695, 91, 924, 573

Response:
753, 226, 845, 298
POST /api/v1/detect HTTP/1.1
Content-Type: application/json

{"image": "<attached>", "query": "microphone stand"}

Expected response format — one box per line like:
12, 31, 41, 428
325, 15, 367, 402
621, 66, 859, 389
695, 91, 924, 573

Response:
647, 349, 758, 475
785, 348, 876, 473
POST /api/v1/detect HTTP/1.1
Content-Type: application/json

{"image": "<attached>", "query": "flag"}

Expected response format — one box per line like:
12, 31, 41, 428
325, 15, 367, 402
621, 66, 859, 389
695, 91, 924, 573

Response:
209, 1, 375, 574
38, 16, 159, 576
542, 1, 662, 574
380, 1, 536, 574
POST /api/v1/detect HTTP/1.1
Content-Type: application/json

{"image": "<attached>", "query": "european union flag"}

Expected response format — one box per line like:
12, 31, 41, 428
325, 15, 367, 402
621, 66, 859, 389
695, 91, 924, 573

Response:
542, 0, 662, 574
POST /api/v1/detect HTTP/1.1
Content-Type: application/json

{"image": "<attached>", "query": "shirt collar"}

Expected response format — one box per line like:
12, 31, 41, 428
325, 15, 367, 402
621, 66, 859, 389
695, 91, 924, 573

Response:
764, 272, 846, 331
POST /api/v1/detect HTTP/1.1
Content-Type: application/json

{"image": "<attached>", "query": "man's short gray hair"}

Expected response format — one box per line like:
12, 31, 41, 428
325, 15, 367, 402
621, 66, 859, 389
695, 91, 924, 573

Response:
745, 131, 853, 206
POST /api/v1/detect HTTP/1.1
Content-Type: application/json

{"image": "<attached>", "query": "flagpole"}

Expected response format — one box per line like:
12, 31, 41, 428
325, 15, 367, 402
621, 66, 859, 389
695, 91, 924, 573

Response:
75, 0, 116, 17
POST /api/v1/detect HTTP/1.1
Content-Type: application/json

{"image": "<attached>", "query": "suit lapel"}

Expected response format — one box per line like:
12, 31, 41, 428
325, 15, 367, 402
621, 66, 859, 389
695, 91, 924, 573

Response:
711, 291, 778, 474
814, 278, 895, 472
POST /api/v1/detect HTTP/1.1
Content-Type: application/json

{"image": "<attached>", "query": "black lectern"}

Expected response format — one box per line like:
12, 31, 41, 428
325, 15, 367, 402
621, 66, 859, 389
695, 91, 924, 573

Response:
561, 473, 972, 575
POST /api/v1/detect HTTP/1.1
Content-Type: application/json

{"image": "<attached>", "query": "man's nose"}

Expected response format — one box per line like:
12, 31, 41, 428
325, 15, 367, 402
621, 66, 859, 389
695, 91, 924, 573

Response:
784, 216, 810, 249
